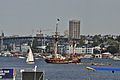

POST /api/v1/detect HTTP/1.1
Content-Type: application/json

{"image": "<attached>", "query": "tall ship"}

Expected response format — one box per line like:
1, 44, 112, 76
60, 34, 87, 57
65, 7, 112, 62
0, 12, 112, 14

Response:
26, 47, 34, 64
45, 19, 80, 64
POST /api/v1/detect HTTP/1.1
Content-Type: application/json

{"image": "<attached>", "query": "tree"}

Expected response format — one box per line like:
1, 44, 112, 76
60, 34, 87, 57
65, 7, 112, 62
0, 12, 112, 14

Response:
93, 49, 101, 54
107, 46, 118, 54
79, 38, 84, 46
100, 44, 105, 49
116, 35, 120, 42
92, 35, 101, 47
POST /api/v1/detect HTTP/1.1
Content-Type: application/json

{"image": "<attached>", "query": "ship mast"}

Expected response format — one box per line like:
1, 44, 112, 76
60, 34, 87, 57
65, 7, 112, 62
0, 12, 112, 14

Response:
54, 19, 60, 57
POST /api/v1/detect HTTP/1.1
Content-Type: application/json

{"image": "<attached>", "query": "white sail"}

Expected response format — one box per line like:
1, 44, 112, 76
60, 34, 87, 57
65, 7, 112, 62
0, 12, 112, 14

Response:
26, 47, 34, 64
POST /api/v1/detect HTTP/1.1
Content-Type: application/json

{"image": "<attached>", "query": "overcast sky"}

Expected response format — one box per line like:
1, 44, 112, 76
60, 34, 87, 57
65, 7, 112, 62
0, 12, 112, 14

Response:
0, 0, 120, 36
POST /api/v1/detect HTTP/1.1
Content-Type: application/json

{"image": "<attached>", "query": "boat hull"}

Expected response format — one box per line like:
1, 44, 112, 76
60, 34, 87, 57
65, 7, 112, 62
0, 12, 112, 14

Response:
45, 58, 80, 64
27, 61, 35, 64
45, 58, 69, 64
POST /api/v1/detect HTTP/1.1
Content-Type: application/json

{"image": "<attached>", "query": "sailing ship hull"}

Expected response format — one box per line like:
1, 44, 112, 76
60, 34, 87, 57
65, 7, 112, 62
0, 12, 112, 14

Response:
45, 58, 80, 64
45, 58, 69, 64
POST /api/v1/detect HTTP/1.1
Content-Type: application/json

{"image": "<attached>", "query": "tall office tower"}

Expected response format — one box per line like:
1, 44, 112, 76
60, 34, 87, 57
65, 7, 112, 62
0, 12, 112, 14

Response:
69, 20, 80, 39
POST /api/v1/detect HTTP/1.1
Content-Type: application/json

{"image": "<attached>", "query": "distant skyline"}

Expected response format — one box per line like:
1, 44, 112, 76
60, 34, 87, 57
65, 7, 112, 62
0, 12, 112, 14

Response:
0, 0, 120, 36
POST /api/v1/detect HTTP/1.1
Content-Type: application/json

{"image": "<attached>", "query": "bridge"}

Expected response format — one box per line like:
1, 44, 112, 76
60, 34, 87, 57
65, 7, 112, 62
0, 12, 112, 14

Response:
0, 36, 71, 46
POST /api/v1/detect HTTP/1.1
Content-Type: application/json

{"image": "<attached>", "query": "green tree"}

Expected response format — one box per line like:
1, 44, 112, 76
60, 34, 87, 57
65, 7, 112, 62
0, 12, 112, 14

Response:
79, 38, 84, 46
116, 35, 120, 42
107, 46, 118, 54
93, 49, 101, 54
92, 35, 101, 47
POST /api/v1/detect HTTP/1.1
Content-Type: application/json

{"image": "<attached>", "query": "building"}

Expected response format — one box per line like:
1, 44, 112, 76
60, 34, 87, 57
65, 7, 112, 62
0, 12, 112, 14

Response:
66, 45, 94, 54
75, 47, 94, 54
69, 20, 80, 39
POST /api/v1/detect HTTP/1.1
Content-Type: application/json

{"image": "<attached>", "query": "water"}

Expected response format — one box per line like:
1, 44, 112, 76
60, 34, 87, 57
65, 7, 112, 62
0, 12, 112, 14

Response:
0, 57, 120, 80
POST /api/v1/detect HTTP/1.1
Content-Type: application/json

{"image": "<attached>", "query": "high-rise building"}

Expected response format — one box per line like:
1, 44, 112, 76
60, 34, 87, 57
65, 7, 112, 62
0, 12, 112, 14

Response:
69, 20, 80, 39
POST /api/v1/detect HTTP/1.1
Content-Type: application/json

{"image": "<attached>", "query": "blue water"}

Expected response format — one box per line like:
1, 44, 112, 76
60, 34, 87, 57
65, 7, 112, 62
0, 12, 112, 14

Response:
0, 57, 120, 80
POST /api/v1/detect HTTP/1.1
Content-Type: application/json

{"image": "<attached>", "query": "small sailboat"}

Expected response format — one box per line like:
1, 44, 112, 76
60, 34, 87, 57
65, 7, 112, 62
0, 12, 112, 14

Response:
26, 47, 34, 64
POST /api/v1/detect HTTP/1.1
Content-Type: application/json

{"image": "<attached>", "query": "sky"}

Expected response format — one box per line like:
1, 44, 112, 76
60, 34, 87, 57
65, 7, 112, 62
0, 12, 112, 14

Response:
0, 0, 120, 36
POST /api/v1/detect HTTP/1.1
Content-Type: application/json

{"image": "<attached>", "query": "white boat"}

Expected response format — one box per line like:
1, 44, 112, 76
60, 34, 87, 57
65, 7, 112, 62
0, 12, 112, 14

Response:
18, 56, 25, 59
112, 56, 120, 60
26, 47, 34, 64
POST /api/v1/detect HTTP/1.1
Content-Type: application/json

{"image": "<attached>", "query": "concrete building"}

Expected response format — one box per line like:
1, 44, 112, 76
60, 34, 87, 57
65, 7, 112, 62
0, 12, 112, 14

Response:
69, 20, 80, 39
75, 47, 94, 54
66, 45, 94, 54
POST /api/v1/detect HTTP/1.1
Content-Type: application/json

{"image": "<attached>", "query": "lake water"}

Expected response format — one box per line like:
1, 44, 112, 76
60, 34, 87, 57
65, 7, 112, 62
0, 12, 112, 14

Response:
0, 57, 120, 80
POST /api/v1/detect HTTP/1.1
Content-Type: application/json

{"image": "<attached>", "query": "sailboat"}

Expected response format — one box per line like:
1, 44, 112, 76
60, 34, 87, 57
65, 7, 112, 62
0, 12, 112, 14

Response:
26, 47, 34, 64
